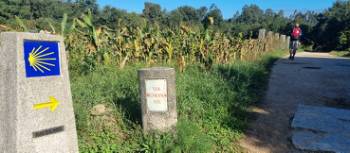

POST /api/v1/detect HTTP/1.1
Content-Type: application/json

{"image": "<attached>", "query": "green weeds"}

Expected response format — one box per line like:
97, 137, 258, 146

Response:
71, 50, 284, 152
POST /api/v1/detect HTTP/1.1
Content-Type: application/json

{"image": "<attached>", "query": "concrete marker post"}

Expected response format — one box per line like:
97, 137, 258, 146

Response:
266, 31, 274, 51
274, 33, 280, 50
0, 32, 78, 153
258, 29, 266, 40
138, 67, 177, 132
280, 35, 286, 50
286, 36, 291, 50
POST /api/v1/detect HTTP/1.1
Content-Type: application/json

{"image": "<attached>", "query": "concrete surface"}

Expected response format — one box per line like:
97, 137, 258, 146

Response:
292, 104, 350, 153
0, 32, 78, 153
138, 67, 177, 132
239, 52, 350, 153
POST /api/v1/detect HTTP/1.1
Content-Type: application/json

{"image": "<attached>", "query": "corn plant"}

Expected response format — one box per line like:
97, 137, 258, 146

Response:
13, 11, 287, 72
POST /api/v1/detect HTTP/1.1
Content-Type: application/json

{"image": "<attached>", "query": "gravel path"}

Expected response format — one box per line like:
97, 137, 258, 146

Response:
239, 52, 350, 153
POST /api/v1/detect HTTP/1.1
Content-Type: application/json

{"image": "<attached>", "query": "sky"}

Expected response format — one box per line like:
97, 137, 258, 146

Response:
97, 0, 337, 19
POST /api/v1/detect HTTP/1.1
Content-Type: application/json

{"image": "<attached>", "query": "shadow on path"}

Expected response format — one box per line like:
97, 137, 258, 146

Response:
239, 52, 350, 153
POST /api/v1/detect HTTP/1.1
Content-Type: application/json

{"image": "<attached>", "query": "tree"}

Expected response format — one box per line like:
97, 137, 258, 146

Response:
142, 2, 163, 23
197, 6, 208, 21
309, 0, 350, 50
237, 4, 264, 24
167, 10, 182, 28
175, 6, 201, 23
98, 6, 127, 28
202, 4, 223, 28
74, 0, 99, 14
228, 5, 290, 37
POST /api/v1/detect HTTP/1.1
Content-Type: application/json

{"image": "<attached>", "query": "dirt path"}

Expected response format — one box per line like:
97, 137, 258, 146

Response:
239, 52, 350, 153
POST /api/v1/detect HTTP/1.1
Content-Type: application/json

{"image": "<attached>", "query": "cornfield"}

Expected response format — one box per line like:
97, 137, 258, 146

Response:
7, 11, 287, 73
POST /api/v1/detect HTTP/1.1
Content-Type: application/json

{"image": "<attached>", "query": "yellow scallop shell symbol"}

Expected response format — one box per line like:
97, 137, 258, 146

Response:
28, 45, 56, 73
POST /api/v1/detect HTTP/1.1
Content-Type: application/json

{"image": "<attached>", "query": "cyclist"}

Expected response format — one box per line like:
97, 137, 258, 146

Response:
289, 23, 302, 60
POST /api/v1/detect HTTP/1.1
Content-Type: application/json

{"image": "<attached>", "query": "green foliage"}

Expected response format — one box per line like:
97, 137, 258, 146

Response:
61, 13, 68, 36
0, 1, 307, 152
339, 29, 350, 50
330, 50, 350, 57
171, 6, 202, 24
47, 19, 56, 34
228, 5, 291, 38
14, 16, 28, 32
0, 0, 293, 37
70, 49, 283, 152
176, 120, 214, 152
3, 0, 349, 53
61, 9, 280, 75
80, 129, 120, 153
76, 9, 99, 49
309, 0, 350, 51
236, 4, 264, 24
143, 2, 164, 23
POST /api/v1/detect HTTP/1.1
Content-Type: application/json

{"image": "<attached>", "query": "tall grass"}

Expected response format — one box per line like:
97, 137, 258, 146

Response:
71, 50, 284, 152
330, 50, 350, 57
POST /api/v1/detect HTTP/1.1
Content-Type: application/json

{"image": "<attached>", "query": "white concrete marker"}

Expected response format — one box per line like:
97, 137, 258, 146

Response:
0, 32, 78, 153
138, 67, 177, 132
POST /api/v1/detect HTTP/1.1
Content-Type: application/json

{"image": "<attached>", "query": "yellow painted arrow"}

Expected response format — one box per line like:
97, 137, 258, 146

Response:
33, 96, 59, 112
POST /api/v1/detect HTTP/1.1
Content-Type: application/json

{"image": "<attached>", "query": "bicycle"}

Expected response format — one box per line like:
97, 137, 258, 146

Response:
289, 40, 299, 60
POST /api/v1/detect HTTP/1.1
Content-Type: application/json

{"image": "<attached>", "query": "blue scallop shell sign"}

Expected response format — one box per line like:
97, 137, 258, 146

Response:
24, 40, 60, 77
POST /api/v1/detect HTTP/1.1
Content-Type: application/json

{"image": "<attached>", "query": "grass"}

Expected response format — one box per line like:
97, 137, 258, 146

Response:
70, 50, 284, 153
330, 50, 350, 57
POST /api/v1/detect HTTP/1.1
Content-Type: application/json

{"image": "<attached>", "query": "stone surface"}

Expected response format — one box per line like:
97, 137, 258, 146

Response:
280, 35, 286, 49
258, 29, 266, 40
0, 32, 78, 153
265, 31, 274, 51
291, 104, 350, 153
138, 67, 177, 132
274, 33, 280, 40
267, 31, 273, 38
